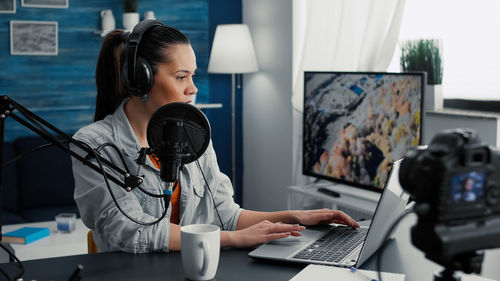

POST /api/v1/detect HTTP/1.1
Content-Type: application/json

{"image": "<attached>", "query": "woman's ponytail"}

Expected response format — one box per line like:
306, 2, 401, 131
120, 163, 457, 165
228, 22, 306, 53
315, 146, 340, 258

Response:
94, 30, 127, 122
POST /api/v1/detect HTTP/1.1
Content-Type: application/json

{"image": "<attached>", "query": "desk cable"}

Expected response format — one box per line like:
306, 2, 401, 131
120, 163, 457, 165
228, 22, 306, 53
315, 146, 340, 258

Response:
0, 243, 23, 281
195, 159, 225, 231
78, 140, 169, 226
2, 137, 222, 230
182, 125, 225, 231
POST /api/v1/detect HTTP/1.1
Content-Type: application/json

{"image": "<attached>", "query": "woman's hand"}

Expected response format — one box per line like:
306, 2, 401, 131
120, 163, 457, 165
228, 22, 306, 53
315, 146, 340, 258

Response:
294, 208, 359, 228
223, 220, 305, 248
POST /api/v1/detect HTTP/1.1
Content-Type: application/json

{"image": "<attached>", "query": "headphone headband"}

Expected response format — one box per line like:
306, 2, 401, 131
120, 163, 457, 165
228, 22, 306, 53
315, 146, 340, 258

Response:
122, 20, 165, 96
125, 20, 164, 83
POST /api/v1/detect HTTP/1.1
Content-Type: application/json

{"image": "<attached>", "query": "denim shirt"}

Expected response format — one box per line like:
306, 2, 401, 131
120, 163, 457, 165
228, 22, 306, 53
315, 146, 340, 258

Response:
71, 100, 243, 253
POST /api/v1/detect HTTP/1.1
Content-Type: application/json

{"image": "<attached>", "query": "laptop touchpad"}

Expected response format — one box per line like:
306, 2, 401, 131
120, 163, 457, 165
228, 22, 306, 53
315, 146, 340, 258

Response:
250, 228, 326, 259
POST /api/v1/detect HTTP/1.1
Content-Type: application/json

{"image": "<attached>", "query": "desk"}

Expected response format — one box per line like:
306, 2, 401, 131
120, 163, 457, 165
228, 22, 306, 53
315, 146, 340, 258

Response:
0, 214, 499, 281
361, 214, 500, 281
2, 219, 89, 261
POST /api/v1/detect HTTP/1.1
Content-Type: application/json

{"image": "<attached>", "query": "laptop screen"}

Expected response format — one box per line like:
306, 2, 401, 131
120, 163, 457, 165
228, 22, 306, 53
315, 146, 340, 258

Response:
356, 159, 409, 266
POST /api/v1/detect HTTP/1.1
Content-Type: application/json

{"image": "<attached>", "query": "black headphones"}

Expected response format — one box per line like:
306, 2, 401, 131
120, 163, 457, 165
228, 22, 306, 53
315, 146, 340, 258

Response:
121, 20, 166, 97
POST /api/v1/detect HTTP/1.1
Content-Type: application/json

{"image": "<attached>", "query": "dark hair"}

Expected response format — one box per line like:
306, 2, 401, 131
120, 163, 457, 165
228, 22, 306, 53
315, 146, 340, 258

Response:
94, 25, 190, 122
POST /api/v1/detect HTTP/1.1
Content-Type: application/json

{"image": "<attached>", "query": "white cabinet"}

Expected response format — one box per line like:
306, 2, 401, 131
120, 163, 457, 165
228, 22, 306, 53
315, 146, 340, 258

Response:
286, 183, 380, 221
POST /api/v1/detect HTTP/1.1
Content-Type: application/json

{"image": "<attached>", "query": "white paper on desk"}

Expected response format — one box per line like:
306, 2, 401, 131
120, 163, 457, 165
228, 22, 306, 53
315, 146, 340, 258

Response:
461, 274, 497, 281
290, 264, 405, 281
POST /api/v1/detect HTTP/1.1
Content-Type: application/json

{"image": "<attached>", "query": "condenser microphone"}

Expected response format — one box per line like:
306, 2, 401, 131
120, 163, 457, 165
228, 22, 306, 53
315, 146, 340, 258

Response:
146, 102, 210, 202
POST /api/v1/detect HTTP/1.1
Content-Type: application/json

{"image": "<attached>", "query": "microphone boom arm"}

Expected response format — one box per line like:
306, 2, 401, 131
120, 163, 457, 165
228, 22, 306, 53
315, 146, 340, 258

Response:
0, 95, 143, 192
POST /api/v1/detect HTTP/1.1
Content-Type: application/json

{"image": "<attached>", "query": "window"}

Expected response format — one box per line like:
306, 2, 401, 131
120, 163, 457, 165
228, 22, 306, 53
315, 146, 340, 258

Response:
387, 0, 500, 102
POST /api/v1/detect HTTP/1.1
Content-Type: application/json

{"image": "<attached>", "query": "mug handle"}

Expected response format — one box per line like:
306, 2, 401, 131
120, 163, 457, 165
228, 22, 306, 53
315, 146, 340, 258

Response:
101, 10, 105, 17
200, 240, 211, 276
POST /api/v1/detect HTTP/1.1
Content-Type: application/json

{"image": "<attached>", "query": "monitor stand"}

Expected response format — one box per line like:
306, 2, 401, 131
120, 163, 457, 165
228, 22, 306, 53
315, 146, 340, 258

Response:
306, 180, 381, 220
311, 180, 381, 202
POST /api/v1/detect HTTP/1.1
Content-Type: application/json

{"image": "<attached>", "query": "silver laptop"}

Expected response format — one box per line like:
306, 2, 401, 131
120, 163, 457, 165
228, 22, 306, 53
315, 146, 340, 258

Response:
249, 159, 409, 268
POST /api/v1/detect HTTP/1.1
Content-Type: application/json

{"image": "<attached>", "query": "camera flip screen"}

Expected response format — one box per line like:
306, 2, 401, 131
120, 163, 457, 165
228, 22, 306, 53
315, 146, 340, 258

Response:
450, 171, 486, 203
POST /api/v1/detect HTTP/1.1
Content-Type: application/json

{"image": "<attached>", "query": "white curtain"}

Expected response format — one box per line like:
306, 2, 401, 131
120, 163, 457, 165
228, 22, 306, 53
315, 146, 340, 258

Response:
292, 0, 406, 186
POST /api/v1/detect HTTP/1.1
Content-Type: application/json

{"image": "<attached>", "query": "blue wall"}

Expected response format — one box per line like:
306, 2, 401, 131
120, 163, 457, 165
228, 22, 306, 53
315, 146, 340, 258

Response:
0, 1, 245, 205
0, 0, 209, 141
208, 0, 243, 205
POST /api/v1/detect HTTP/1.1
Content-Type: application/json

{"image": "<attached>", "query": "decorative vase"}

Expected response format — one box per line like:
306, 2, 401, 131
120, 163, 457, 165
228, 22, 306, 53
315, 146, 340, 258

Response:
143, 11, 156, 20
425, 84, 443, 111
100, 9, 115, 37
123, 12, 139, 32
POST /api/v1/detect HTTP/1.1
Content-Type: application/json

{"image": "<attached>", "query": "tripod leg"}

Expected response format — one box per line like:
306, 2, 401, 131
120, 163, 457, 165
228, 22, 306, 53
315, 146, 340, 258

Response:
433, 268, 460, 281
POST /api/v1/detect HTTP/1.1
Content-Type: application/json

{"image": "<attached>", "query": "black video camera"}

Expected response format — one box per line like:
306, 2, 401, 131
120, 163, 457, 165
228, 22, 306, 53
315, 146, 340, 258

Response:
399, 128, 500, 277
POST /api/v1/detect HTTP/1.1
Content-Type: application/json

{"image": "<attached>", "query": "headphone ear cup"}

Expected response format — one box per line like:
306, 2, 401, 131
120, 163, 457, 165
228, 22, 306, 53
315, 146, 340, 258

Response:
121, 60, 132, 95
121, 57, 154, 97
133, 56, 154, 96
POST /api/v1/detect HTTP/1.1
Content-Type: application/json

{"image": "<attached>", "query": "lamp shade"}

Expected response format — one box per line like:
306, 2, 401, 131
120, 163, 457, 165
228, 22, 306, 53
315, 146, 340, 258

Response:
208, 24, 258, 74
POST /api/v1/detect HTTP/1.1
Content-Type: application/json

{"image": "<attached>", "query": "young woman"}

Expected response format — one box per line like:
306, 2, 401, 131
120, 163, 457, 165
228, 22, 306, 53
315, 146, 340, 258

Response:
71, 21, 358, 253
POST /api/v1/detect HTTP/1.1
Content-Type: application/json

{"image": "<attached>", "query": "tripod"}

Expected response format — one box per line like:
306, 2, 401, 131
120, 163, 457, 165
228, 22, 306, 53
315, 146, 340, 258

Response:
431, 251, 484, 281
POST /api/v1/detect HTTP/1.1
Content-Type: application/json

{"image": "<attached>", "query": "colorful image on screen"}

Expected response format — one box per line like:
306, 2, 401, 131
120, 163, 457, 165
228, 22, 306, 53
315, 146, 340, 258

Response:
303, 72, 423, 190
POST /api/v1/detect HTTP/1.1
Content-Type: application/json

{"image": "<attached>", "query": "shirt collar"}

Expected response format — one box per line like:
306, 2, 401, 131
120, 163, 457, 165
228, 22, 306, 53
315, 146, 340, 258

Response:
111, 99, 143, 158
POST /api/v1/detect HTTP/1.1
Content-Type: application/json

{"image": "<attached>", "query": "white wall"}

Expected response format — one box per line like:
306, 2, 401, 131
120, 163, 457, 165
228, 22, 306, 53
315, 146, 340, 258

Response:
242, 0, 293, 211
240, 0, 500, 213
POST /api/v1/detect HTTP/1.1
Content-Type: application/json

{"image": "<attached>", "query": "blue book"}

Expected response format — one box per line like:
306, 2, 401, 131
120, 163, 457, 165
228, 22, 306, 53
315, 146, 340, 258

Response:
2, 227, 50, 244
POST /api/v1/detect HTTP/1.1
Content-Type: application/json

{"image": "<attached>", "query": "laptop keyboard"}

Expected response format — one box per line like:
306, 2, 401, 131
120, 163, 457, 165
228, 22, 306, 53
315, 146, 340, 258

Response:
292, 227, 368, 263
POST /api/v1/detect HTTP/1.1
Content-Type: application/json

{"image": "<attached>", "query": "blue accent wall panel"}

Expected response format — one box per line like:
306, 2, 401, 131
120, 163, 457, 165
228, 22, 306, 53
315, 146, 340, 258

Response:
208, 0, 243, 205
0, 0, 244, 205
0, 0, 209, 141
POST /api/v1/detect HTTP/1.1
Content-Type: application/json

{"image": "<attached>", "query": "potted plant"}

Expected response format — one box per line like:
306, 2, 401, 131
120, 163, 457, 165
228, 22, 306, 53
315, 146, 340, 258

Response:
400, 38, 443, 110
123, 0, 139, 32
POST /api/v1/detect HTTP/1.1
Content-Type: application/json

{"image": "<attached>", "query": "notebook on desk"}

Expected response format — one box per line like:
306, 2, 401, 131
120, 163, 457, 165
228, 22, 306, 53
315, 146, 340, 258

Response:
249, 159, 409, 268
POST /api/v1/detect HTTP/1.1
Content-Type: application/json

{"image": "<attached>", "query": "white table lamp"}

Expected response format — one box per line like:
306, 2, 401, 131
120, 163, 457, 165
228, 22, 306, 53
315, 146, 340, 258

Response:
208, 24, 258, 191
208, 24, 258, 73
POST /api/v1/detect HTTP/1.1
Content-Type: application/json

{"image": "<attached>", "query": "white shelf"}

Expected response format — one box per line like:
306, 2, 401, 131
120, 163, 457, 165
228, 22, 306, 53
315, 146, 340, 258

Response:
286, 184, 380, 220
194, 103, 223, 109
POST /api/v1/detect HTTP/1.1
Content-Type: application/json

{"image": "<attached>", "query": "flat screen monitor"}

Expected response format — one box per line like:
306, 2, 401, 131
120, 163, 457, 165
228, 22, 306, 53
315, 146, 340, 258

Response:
303, 71, 424, 192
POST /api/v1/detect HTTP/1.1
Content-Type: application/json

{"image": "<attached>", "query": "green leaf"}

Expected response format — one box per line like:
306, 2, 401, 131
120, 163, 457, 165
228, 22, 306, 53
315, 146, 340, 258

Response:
400, 38, 443, 85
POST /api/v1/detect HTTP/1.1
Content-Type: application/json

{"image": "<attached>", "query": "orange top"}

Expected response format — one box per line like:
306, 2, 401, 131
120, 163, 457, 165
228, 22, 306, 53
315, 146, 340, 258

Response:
148, 155, 181, 224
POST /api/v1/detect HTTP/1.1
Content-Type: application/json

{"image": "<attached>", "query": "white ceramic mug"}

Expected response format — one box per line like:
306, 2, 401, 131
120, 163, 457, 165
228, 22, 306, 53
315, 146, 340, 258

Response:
181, 224, 220, 280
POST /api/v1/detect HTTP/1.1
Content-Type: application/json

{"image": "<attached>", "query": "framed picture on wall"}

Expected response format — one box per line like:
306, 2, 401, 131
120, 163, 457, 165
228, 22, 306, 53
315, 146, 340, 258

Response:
21, 0, 68, 8
10, 21, 58, 56
0, 0, 15, 13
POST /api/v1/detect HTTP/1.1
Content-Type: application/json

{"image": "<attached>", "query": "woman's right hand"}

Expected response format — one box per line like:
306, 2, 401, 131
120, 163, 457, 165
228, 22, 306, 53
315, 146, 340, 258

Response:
222, 220, 305, 248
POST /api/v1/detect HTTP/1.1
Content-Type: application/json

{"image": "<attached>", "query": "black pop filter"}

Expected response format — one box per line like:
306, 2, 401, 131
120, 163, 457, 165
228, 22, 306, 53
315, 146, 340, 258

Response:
146, 102, 210, 183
